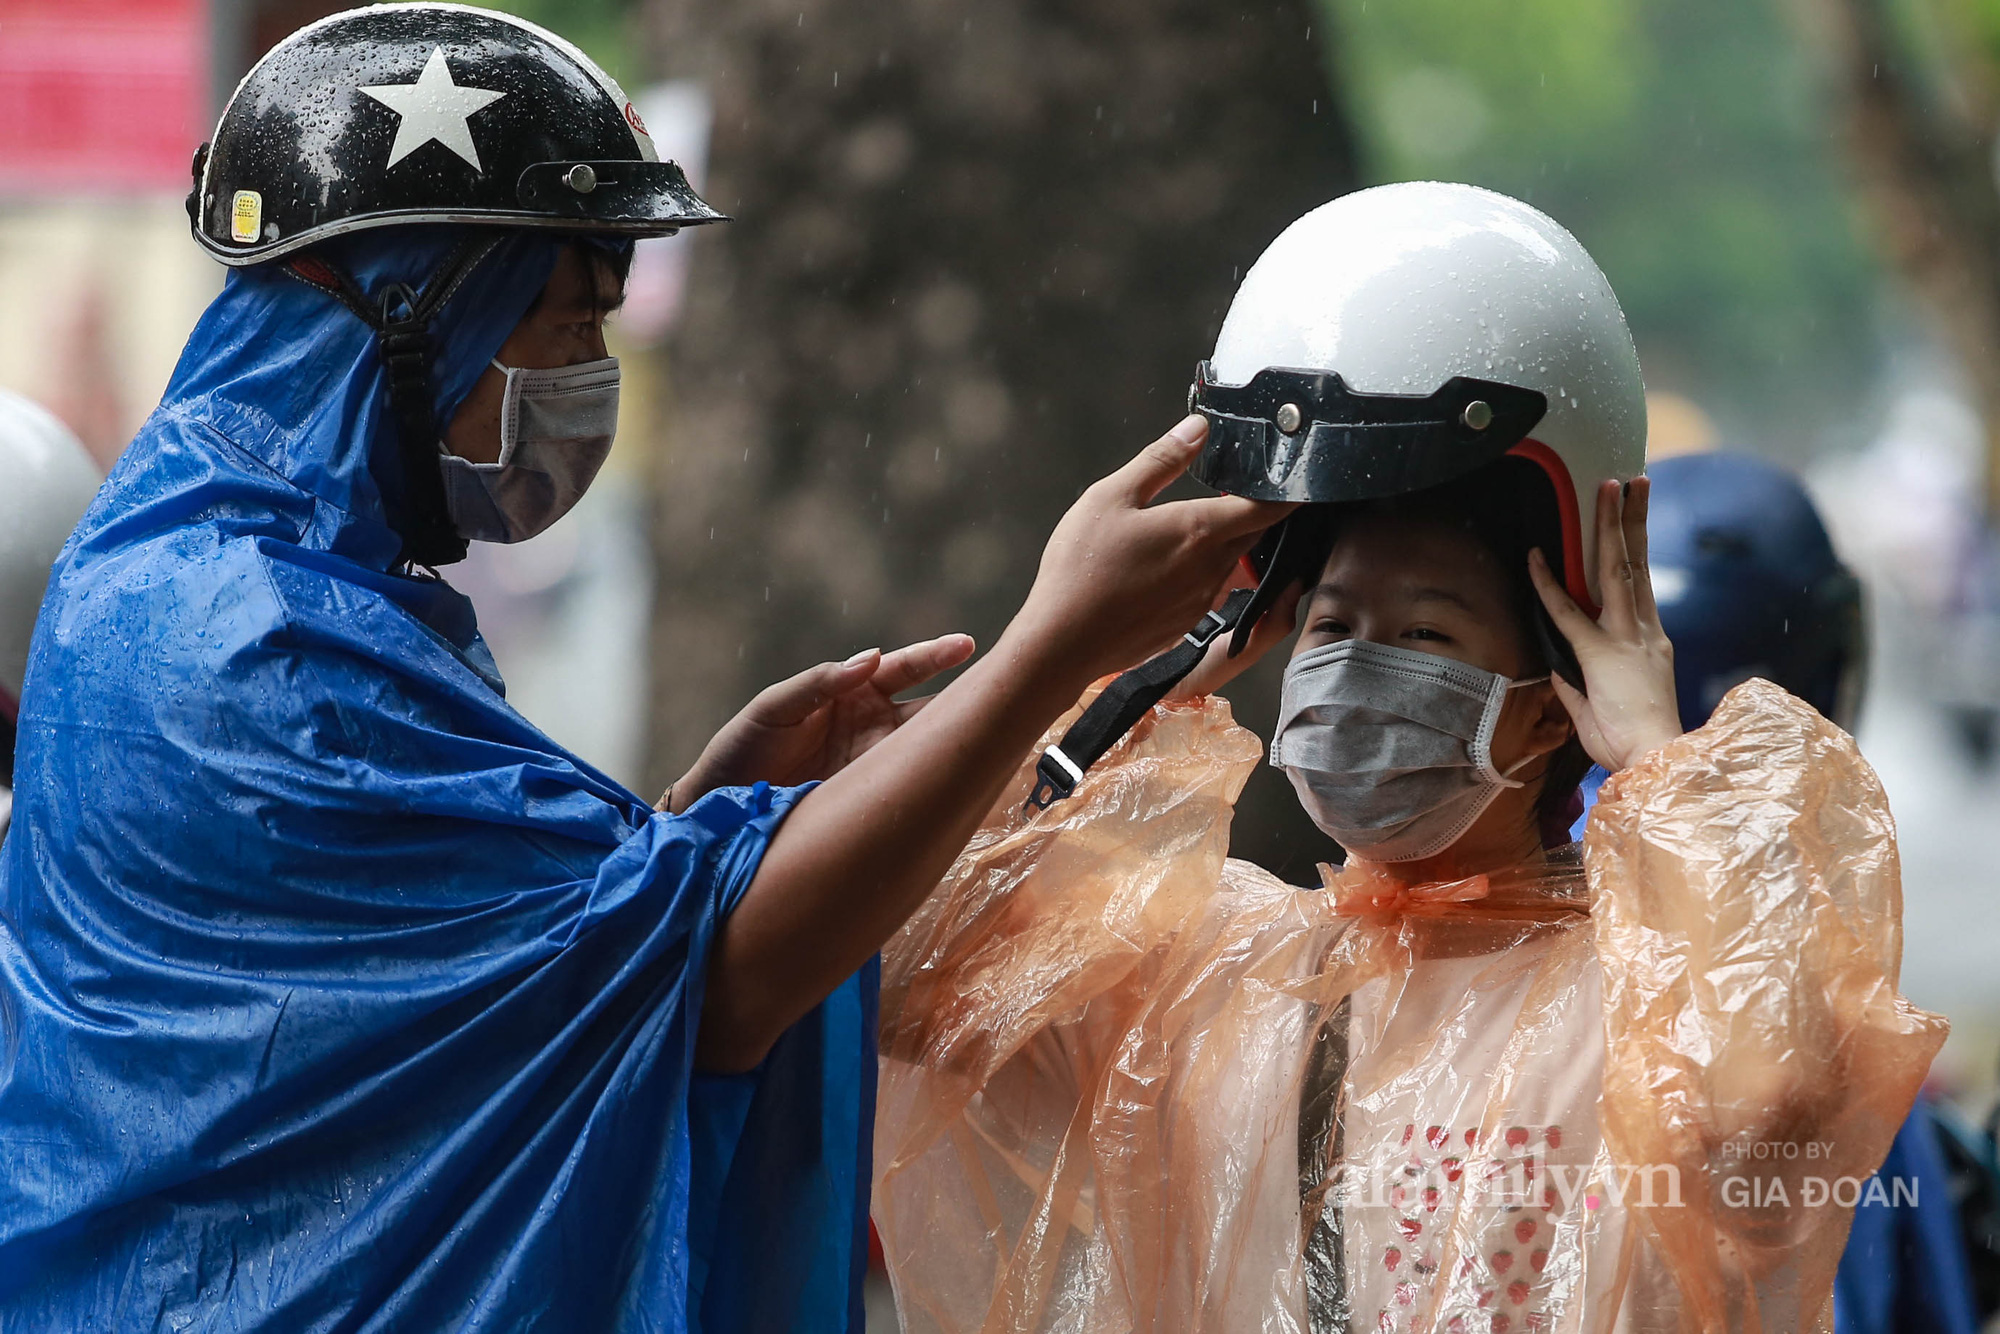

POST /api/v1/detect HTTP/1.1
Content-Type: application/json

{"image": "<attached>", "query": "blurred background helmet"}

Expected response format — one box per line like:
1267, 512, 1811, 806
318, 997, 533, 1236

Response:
189, 2, 725, 266
1193, 181, 1646, 617
1645, 450, 1867, 731
0, 388, 99, 716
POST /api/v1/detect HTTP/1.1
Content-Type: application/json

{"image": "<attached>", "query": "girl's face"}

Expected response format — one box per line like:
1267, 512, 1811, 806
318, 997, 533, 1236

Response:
1291, 509, 1575, 873
1293, 510, 1536, 679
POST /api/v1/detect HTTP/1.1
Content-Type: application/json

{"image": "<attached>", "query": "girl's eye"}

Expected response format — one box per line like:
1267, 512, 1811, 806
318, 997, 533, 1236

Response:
1310, 618, 1351, 637
1404, 627, 1450, 643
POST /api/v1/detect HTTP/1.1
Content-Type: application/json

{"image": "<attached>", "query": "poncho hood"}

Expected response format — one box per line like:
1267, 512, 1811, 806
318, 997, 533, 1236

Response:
133, 225, 560, 571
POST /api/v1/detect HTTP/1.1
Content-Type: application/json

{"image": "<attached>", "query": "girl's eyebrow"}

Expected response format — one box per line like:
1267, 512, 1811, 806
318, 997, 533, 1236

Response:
1310, 581, 1475, 613
1408, 586, 1475, 612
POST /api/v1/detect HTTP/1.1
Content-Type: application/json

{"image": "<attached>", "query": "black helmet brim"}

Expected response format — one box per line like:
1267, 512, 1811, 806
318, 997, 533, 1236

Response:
1188, 361, 1548, 503
194, 158, 727, 267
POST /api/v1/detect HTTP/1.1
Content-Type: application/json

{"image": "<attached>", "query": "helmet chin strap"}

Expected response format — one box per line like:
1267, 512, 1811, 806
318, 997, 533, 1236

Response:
284, 232, 505, 570
1025, 586, 1261, 811
1024, 510, 1329, 811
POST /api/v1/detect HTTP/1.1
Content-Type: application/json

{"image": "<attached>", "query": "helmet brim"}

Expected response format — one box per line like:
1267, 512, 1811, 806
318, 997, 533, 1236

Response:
1188, 362, 1548, 504
195, 159, 728, 267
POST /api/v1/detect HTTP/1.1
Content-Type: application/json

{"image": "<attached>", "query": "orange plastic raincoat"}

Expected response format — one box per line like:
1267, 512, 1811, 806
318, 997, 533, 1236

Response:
874, 679, 1947, 1334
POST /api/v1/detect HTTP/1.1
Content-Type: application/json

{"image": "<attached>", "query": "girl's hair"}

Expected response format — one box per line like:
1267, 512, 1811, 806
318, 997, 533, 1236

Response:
1300, 457, 1593, 839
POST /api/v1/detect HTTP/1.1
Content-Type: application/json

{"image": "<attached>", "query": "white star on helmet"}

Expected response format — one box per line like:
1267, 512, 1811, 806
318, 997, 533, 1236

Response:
361, 47, 505, 172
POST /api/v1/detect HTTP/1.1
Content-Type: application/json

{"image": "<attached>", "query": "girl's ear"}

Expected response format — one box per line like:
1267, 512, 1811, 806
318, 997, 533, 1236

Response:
1523, 680, 1577, 759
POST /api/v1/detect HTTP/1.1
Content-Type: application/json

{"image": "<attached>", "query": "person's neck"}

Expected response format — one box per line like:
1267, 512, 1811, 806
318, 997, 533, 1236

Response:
1362, 788, 1547, 887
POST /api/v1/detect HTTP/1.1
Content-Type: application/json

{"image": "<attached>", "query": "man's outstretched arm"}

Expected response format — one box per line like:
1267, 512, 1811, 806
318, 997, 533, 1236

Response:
696, 417, 1293, 1072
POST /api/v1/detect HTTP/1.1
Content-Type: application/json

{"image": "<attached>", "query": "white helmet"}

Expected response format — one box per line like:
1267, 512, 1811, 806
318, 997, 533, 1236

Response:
1192, 181, 1646, 618
0, 390, 99, 717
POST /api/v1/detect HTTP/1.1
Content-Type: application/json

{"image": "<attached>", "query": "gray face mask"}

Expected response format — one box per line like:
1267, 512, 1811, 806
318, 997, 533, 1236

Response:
439, 355, 620, 543
1271, 639, 1546, 863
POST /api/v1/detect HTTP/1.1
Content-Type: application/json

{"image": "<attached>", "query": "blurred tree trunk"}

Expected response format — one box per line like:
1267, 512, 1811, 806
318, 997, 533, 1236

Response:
640, 0, 1357, 880
1783, 0, 2000, 513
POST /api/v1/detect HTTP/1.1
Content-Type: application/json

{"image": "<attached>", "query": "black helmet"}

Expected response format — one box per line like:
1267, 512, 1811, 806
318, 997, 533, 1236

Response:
184, 3, 726, 571
189, 1, 725, 265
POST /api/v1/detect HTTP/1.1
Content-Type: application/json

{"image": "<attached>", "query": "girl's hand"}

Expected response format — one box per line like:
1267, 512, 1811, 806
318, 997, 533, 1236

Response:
1528, 477, 1683, 772
661, 634, 976, 813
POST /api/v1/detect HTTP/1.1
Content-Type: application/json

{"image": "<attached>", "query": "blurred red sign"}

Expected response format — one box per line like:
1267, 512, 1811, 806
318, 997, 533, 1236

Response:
0, 0, 208, 194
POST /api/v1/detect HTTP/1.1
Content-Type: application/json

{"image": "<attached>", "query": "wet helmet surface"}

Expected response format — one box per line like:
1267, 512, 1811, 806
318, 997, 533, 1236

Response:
190, 2, 724, 265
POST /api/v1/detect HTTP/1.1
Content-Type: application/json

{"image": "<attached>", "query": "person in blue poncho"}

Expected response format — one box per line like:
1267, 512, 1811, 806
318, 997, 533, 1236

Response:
1572, 449, 1983, 1334
0, 8, 1289, 1331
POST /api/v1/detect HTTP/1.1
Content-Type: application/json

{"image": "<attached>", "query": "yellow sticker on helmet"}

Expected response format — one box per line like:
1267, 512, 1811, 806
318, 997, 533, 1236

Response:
230, 191, 263, 244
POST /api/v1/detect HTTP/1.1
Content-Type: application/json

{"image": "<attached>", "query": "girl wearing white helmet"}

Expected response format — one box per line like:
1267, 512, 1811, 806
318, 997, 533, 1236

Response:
872, 183, 1943, 1333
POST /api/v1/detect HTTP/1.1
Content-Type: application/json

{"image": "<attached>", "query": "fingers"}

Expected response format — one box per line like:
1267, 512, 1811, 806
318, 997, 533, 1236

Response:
1623, 476, 1660, 626
1222, 581, 1304, 670
746, 633, 975, 733
1274, 579, 1306, 630
1529, 547, 1600, 647
871, 632, 976, 697
1593, 479, 1637, 633
747, 649, 881, 727
1173, 581, 1305, 700
1242, 579, 1305, 653
1549, 672, 1590, 724
1621, 476, 1650, 567
1185, 492, 1301, 543
1111, 415, 1209, 506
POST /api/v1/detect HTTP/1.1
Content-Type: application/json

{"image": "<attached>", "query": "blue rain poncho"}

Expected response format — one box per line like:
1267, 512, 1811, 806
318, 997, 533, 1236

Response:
0, 227, 874, 1332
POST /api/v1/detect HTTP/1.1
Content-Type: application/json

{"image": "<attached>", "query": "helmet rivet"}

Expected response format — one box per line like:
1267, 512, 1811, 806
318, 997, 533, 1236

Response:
1275, 402, 1303, 433
1462, 399, 1494, 431
565, 163, 598, 194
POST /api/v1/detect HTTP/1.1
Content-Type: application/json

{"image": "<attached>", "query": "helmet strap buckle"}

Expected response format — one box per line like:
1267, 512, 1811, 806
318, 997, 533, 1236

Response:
1024, 586, 1261, 810
377, 282, 421, 326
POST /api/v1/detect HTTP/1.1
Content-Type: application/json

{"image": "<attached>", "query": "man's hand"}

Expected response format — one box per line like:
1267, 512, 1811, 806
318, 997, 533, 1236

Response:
1011, 415, 1298, 683
1529, 477, 1683, 772
696, 415, 1293, 1073
661, 634, 976, 813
